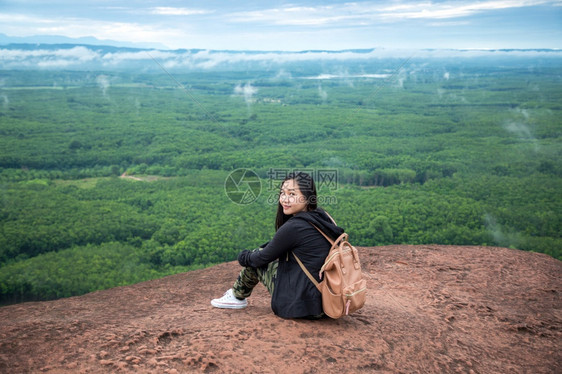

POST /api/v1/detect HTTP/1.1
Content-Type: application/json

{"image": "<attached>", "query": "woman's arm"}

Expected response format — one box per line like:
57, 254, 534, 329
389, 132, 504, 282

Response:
238, 221, 298, 268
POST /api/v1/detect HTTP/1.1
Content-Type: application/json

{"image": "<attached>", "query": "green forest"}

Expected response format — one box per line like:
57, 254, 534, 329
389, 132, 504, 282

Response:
1, 53, 561, 304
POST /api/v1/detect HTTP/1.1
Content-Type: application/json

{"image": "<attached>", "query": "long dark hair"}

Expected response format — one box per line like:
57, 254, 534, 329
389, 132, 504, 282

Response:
275, 172, 318, 231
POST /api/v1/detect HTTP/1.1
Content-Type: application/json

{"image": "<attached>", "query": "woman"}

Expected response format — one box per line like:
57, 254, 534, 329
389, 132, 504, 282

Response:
211, 172, 344, 319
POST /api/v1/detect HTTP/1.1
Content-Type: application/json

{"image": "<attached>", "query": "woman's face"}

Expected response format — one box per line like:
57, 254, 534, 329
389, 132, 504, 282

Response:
279, 179, 308, 216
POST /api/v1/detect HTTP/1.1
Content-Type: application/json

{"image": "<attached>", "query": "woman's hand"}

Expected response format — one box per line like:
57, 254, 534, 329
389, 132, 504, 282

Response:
237, 250, 252, 267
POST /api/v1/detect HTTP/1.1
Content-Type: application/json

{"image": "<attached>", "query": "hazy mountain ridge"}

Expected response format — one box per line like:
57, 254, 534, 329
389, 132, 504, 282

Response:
0, 33, 167, 50
2, 33, 560, 53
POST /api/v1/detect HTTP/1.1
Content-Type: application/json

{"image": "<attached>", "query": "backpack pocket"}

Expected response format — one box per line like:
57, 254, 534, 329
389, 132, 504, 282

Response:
343, 278, 367, 315
320, 280, 344, 319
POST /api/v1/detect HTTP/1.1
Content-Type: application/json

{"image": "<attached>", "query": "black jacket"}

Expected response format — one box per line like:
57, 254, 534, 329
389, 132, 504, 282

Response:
238, 208, 344, 318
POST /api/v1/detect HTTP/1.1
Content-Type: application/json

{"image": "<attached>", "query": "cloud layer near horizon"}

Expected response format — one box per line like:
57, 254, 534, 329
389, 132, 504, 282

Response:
1, 45, 561, 71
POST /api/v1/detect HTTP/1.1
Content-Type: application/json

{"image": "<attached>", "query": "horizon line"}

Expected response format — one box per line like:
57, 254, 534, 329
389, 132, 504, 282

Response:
1, 42, 561, 54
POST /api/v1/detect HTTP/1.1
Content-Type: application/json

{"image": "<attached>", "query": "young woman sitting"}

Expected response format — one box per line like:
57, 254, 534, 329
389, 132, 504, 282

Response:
211, 172, 344, 319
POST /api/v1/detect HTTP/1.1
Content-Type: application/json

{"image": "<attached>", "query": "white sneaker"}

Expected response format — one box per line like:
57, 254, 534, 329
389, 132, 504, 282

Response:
211, 289, 248, 309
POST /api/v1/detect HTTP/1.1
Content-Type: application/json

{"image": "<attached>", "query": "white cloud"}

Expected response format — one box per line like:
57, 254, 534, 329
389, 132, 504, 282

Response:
231, 2, 428, 27
36, 59, 74, 68
318, 85, 328, 102
234, 83, 258, 105
1, 45, 561, 71
0, 46, 99, 61
379, 0, 556, 20
228, 0, 559, 28
304, 73, 391, 80
274, 69, 293, 80
504, 121, 532, 138
428, 20, 471, 27
229, 4, 364, 26
102, 50, 176, 64
0, 12, 181, 48
151, 7, 212, 16
96, 75, 110, 97
1, 94, 9, 109
503, 107, 540, 151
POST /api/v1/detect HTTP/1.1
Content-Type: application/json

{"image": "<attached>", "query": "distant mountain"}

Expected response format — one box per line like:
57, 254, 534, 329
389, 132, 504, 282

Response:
0, 33, 168, 50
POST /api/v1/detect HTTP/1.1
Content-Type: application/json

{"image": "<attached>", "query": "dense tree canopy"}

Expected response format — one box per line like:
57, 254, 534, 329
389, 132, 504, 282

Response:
0, 59, 560, 303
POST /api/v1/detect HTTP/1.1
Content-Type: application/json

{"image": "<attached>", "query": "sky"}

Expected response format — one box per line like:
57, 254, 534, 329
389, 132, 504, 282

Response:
1, 0, 561, 51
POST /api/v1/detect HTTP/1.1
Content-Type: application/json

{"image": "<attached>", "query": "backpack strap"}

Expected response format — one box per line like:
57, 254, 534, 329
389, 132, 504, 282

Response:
311, 223, 349, 250
293, 253, 320, 289
310, 223, 335, 245
325, 211, 338, 226
292, 223, 339, 290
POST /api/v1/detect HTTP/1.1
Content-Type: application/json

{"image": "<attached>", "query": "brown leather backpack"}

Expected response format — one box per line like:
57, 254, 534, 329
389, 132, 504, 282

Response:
294, 224, 367, 318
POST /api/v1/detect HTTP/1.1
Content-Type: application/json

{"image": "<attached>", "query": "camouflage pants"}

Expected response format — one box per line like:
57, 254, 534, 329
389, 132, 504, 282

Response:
232, 248, 278, 299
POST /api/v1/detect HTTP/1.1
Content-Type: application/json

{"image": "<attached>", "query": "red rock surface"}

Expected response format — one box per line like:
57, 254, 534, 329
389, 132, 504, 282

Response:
0, 245, 560, 373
